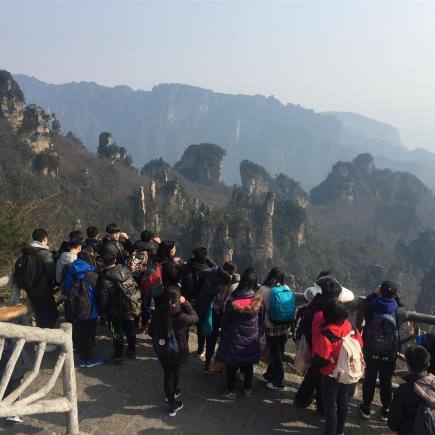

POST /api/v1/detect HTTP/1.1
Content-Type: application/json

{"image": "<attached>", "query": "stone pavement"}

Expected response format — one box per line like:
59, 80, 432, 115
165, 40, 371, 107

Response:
0, 327, 393, 435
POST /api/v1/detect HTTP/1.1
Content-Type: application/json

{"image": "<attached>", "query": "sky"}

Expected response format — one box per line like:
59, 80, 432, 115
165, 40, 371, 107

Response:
1, 0, 434, 150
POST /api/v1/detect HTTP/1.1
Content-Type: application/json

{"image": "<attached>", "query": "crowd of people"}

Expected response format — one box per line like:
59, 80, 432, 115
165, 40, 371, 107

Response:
5, 223, 435, 434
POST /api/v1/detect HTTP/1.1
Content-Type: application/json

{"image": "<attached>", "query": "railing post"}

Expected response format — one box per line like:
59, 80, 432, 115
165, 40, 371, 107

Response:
60, 323, 79, 434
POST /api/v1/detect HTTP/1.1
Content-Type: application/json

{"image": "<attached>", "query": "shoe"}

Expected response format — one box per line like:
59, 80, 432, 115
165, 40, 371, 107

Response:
203, 364, 218, 374
84, 357, 103, 368
168, 400, 183, 417
293, 397, 313, 408
243, 389, 252, 398
126, 350, 136, 360
5, 416, 23, 423
266, 382, 286, 391
165, 389, 181, 402
79, 360, 87, 368
254, 372, 271, 383
219, 387, 236, 399
359, 404, 371, 420
380, 408, 389, 422
107, 356, 123, 365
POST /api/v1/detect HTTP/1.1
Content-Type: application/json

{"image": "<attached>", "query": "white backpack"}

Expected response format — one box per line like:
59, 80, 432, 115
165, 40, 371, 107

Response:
330, 332, 365, 384
294, 335, 312, 374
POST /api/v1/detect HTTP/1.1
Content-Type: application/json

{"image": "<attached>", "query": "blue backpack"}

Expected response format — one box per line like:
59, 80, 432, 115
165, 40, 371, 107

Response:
269, 285, 296, 324
152, 328, 180, 358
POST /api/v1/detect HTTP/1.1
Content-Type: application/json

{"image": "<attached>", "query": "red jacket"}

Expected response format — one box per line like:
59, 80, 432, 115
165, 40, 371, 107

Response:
313, 319, 363, 376
311, 309, 324, 355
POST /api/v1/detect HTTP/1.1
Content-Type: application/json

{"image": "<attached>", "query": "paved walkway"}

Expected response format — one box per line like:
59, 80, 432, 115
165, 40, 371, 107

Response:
0, 328, 393, 434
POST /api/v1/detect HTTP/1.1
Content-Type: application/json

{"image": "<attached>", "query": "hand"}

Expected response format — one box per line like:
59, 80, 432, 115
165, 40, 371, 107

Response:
179, 296, 186, 304
153, 236, 161, 244
120, 232, 128, 240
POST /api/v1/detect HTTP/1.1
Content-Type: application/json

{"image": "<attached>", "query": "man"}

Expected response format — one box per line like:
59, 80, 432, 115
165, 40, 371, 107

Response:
83, 226, 102, 262
56, 237, 82, 284
134, 230, 161, 256
101, 223, 133, 266
16, 229, 58, 335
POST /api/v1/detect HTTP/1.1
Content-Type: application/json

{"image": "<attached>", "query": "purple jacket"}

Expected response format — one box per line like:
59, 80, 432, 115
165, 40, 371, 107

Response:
215, 289, 262, 367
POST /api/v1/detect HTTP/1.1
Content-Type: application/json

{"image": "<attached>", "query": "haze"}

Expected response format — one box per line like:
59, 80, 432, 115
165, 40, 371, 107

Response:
1, 0, 434, 151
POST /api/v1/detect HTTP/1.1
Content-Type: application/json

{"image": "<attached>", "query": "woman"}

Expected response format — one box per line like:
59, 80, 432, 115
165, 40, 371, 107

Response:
150, 286, 198, 417
313, 300, 363, 435
153, 240, 181, 288
215, 268, 262, 398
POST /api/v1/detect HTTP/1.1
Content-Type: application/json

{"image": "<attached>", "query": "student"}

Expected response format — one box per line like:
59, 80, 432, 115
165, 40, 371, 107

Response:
149, 287, 198, 417
215, 268, 262, 399
101, 223, 133, 266
257, 267, 296, 390
359, 281, 407, 421
83, 226, 102, 265
56, 237, 82, 284
388, 345, 434, 434
97, 252, 139, 363
197, 262, 236, 373
63, 251, 102, 368
313, 300, 363, 435
134, 230, 161, 256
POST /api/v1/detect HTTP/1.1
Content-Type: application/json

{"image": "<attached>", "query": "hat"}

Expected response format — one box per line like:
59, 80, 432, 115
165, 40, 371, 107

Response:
380, 280, 398, 299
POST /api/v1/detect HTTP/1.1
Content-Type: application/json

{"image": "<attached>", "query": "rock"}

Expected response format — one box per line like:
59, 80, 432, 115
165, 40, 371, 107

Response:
0, 70, 25, 131
19, 105, 52, 153
240, 160, 272, 196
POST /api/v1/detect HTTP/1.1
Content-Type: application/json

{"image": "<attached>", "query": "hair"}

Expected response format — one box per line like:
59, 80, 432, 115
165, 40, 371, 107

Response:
156, 240, 175, 259
223, 261, 236, 274
192, 246, 208, 262
32, 228, 48, 242
318, 277, 342, 300
106, 223, 121, 234
69, 237, 83, 250
380, 280, 399, 299
152, 286, 180, 336
316, 270, 334, 282
263, 267, 285, 287
237, 268, 258, 292
323, 300, 348, 325
69, 230, 83, 241
140, 230, 155, 242
87, 226, 99, 238
102, 252, 116, 266
78, 250, 94, 265
405, 345, 431, 374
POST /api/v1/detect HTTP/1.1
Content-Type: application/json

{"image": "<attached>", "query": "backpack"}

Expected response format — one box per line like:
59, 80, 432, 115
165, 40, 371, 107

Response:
59, 263, 74, 297
151, 328, 179, 358
330, 331, 365, 384
180, 266, 204, 302
115, 277, 142, 320
140, 260, 165, 299
364, 312, 399, 355
412, 399, 435, 435
294, 335, 312, 374
14, 252, 40, 290
69, 278, 93, 320
128, 251, 147, 277
269, 285, 296, 324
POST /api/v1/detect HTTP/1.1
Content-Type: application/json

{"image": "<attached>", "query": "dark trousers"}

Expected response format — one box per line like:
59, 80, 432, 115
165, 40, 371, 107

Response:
161, 361, 180, 407
76, 318, 97, 361
109, 316, 136, 358
141, 295, 152, 326
226, 364, 253, 392
27, 291, 58, 328
205, 309, 221, 365
265, 334, 287, 387
64, 301, 78, 348
294, 364, 323, 412
321, 375, 350, 435
362, 353, 396, 409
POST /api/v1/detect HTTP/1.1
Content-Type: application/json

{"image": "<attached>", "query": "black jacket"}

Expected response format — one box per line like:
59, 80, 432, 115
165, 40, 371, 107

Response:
21, 245, 55, 296
101, 236, 134, 266
294, 293, 325, 348
388, 372, 427, 435
96, 264, 132, 318
179, 258, 217, 303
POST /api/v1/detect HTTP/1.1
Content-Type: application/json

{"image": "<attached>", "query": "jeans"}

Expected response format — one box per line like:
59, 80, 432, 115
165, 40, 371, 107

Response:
205, 309, 221, 365
294, 364, 323, 412
27, 291, 58, 328
226, 364, 253, 391
362, 353, 397, 409
108, 316, 136, 358
265, 334, 287, 387
76, 318, 97, 361
161, 361, 180, 406
321, 375, 350, 435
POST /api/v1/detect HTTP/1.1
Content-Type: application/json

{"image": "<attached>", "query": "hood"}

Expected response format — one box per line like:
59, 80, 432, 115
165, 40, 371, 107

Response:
104, 264, 132, 282
324, 320, 353, 338
232, 294, 262, 313
58, 252, 77, 268
21, 241, 50, 255
373, 297, 398, 314
70, 259, 96, 279
414, 373, 435, 407
187, 258, 208, 271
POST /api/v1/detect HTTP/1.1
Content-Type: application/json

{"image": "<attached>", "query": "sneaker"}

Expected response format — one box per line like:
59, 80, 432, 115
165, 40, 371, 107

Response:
380, 408, 389, 422
84, 357, 103, 368
219, 387, 236, 399
359, 404, 371, 420
168, 400, 183, 417
243, 389, 252, 398
79, 360, 88, 368
165, 389, 181, 402
126, 350, 136, 360
5, 416, 23, 423
254, 372, 271, 383
266, 382, 286, 391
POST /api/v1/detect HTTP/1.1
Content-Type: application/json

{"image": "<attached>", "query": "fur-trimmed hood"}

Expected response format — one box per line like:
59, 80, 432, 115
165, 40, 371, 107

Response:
232, 294, 263, 313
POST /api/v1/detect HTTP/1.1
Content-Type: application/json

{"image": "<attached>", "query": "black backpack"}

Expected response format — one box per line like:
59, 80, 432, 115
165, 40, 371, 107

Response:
116, 277, 142, 320
364, 312, 399, 355
69, 278, 93, 320
14, 251, 40, 290
180, 266, 204, 302
412, 399, 435, 435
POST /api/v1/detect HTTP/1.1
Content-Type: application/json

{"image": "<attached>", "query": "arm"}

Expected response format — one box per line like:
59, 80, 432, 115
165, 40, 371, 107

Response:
312, 334, 331, 368
173, 300, 199, 329
96, 277, 109, 316
40, 250, 56, 283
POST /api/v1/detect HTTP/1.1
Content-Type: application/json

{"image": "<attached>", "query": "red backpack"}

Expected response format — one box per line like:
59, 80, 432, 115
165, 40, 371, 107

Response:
140, 261, 165, 298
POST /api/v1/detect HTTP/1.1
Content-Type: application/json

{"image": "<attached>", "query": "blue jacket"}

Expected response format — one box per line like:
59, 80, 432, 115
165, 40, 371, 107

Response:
64, 260, 99, 320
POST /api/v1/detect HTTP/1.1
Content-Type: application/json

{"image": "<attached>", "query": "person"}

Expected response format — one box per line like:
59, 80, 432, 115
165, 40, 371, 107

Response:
82, 226, 102, 266
197, 261, 236, 373
215, 268, 262, 399
149, 286, 198, 417
63, 251, 102, 368
96, 252, 138, 363
359, 280, 407, 421
55, 230, 84, 263
293, 277, 342, 413
388, 345, 434, 434
56, 237, 82, 284
134, 230, 161, 256
304, 270, 355, 303
179, 246, 217, 356
257, 267, 296, 391
313, 300, 363, 435
101, 223, 134, 266
17, 229, 58, 334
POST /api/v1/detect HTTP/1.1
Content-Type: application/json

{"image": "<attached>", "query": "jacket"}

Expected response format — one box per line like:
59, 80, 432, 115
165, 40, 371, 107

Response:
83, 238, 102, 256
21, 242, 55, 296
63, 259, 99, 320
295, 293, 325, 349
388, 372, 431, 435
101, 236, 133, 266
96, 264, 132, 318
150, 300, 199, 365
179, 258, 217, 303
215, 288, 262, 367
312, 319, 363, 376
55, 252, 77, 284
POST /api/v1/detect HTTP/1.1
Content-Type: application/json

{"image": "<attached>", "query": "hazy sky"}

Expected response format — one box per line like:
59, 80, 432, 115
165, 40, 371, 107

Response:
1, 0, 434, 150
